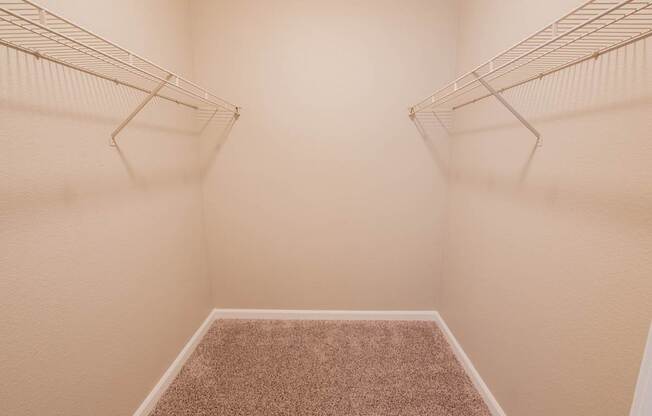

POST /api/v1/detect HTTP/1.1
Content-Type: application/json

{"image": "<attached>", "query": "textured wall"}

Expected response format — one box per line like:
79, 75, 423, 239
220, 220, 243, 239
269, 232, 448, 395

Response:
191, 0, 457, 310
439, 1, 652, 415
0, 1, 213, 415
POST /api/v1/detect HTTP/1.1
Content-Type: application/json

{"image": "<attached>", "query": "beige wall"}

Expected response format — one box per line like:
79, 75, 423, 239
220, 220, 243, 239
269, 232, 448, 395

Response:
0, 1, 213, 415
191, 0, 458, 310
440, 1, 652, 415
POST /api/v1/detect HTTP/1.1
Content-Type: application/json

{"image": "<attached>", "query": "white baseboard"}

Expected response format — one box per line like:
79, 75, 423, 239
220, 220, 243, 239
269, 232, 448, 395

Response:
132, 310, 217, 416
134, 308, 505, 416
213, 308, 438, 321
433, 312, 506, 416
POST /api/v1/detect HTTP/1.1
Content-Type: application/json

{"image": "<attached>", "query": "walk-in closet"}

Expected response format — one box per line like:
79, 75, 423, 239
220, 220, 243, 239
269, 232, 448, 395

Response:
2, 1, 651, 415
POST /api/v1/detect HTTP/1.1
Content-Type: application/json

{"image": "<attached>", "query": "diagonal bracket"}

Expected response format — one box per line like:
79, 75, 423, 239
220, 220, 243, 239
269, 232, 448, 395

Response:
472, 71, 542, 146
110, 74, 174, 146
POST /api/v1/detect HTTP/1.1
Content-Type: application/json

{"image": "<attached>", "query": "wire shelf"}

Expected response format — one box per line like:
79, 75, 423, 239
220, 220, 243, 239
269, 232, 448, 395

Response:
0, 0, 238, 135
411, 0, 652, 115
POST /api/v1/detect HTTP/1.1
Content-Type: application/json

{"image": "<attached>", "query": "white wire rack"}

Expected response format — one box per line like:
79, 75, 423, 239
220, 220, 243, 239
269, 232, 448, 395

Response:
0, 0, 239, 145
410, 0, 652, 143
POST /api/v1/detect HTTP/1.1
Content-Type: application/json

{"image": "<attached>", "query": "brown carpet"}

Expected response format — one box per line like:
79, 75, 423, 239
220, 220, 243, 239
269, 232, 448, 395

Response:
150, 319, 492, 416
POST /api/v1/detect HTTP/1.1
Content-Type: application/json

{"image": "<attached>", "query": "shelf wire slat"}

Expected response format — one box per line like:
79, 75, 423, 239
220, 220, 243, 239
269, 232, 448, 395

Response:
0, 0, 239, 146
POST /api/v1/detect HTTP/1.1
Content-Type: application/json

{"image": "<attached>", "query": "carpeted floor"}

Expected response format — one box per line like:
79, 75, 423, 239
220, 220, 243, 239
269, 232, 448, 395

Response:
150, 319, 492, 416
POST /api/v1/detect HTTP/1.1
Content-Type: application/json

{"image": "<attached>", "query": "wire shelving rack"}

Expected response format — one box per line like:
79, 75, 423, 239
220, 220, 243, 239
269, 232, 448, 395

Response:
410, 0, 652, 144
0, 0, 239, 145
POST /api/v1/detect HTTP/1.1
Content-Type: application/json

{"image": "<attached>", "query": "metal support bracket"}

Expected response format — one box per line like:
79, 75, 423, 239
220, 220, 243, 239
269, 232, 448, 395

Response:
110, 74, 173, 146
472, 72, 542, 146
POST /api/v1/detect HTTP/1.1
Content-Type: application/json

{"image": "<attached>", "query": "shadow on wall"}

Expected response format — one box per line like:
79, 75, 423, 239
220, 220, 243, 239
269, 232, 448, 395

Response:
199, 111, 239, 178
446, 39, 652, 230
410, 110, 451, 177
0, 45, 220, 213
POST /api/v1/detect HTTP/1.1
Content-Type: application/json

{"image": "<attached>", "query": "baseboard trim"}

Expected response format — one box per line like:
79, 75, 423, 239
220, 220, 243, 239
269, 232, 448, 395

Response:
433, 312, 507, 416
134, 308, 506, 416
132, 310, 217, 416
213, 308, 438, 321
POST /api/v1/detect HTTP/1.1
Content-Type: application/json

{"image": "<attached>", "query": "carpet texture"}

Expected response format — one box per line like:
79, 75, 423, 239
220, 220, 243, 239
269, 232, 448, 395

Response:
150, 319, 492, 416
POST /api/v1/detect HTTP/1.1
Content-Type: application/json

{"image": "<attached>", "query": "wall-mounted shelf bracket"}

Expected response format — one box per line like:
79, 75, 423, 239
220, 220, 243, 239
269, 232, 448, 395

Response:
110, 74, 173, 146
471, 72, 542, 146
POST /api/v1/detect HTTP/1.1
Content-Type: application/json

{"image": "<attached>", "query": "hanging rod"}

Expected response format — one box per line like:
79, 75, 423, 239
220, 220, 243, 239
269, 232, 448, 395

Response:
409, 0, 652, 142
0, 0, 240, 146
